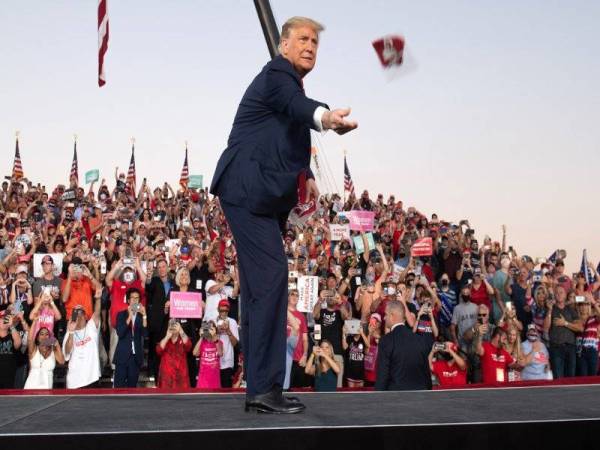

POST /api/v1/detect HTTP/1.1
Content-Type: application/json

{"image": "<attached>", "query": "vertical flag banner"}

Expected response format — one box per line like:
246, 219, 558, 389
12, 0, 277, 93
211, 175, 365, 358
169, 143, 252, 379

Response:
179, 145, 189, 189
127, 140, 136, 193
12, 133, 24, 181
98, 0, 109, 87
344, 154, 355, 198
70, 137, 79, 183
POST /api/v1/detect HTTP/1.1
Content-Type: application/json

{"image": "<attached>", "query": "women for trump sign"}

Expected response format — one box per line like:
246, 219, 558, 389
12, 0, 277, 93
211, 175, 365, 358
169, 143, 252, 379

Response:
169, 291, 203, 319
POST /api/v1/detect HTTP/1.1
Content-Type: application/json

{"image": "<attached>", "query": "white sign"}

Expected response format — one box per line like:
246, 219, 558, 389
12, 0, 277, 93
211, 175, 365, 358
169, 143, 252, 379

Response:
297, 276, 319, 313
33, 253, 64, 277
329, 224, 350, 241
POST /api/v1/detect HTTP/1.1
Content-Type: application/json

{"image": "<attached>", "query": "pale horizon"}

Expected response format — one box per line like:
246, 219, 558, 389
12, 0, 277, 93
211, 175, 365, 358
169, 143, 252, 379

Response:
1, 0, 599, 274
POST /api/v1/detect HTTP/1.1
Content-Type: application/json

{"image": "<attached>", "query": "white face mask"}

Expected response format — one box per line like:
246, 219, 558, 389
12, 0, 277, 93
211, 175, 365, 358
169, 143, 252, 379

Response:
123, 271, 135, 283
527, 335, 538, 342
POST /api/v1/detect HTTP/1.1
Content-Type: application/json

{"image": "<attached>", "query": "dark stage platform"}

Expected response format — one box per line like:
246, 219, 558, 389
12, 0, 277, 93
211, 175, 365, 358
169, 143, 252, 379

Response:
1, 384, 599, 450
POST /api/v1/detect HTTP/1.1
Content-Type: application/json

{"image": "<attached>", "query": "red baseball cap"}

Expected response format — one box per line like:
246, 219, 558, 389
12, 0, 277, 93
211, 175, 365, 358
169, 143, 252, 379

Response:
218, 299, 230, 310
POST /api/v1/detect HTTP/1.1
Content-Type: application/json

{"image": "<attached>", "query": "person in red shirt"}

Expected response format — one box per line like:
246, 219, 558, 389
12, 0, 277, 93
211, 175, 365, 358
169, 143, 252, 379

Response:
469, 268, 494, 311
475, 327, 516, 384
429, 341, 467, 387
285, 290, 309, 389
106, 257, 147, 367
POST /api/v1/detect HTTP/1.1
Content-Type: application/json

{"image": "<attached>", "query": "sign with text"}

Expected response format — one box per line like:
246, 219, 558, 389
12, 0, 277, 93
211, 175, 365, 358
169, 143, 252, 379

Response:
297, 276, 319, 313
85, 169, 100, 184
353, 232, 376, 255
188, 175, 203, 189
169, 291, 203, 319
33, 253, 64, 277
411, 237, 433, 257
329, 224, 350, 241
349, 210, 375, 231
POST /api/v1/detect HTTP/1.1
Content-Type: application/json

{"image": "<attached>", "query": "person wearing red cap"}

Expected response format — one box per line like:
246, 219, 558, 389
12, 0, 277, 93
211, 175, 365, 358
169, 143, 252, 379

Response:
215, 299, 239, 388
429, 341, 467, 387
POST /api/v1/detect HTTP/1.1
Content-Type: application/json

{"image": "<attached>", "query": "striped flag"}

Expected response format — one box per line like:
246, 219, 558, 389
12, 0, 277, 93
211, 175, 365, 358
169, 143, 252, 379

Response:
581, 249, 595, 286
70, 140, 79, 182
179, 146, 189, 189
344, 155, 355, 197
127, 144, 136, 192
12, 136, 24, 181
98, 0, 109, 87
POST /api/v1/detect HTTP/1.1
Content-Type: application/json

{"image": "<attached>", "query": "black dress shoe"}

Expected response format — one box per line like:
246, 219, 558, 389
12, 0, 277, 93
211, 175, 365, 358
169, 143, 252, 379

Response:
245, 390, 306, 414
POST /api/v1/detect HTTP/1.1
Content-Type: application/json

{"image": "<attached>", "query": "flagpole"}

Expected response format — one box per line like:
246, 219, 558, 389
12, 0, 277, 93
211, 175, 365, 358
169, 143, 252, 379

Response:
343, 149, 347, 204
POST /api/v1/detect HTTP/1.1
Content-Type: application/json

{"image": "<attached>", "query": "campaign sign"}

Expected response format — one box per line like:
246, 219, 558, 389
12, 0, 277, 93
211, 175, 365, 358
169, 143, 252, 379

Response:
169, 291, 203, 319
297, 276, 319, 313
329, 224, 350, 241
85, 169, 100, 184
33, 253, 64, 277
188, 175, 203, 189
411, 237, 433, 257
353, 232, 376, 255
349, 210, 375, 231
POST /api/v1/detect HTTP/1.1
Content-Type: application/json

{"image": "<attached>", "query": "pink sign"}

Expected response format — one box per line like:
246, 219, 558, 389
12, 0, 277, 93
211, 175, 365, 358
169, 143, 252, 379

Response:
169, 291, 203, 319
349, 210, 375, 232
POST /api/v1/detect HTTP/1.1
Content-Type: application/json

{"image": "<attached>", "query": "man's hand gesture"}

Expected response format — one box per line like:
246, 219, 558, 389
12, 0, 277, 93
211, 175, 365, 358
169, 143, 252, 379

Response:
322, 108, 358, 135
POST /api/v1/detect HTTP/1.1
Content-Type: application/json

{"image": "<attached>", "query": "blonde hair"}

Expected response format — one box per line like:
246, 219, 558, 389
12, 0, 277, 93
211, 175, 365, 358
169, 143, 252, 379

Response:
280, 16, 324, 40
175, 267, 190, 287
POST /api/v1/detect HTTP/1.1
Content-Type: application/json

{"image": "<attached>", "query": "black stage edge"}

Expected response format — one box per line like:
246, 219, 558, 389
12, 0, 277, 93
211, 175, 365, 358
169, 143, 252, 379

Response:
1, 385, 599, 450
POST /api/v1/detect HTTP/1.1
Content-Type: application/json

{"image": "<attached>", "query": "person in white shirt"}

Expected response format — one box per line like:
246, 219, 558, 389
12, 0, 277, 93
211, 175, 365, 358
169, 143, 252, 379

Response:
204, 269, 239, 322
215, 299, 239, 387
62, 288, 102, 389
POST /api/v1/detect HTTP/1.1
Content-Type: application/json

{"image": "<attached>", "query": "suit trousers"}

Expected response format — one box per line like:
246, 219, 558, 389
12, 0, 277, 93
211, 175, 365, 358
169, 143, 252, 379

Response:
114, 354, 140, 388
220, 201, 288, 396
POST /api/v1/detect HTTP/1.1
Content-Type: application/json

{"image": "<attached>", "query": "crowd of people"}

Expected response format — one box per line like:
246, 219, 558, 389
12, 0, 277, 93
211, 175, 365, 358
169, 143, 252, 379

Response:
0, 172, 598, 391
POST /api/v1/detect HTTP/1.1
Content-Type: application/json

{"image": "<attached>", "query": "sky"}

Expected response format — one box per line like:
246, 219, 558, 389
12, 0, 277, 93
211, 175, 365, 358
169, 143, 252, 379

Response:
1, 0, 599, 273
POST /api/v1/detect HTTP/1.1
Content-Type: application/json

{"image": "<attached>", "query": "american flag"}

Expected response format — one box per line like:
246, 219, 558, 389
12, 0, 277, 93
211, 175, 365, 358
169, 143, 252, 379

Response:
179, 146, 189, 189
127, 144, 136, 192
98, 0, 109, 87
70, 139, 79, 182
12, 135, 24, 181
581, 249, 596, 286
344, 155, 355, 197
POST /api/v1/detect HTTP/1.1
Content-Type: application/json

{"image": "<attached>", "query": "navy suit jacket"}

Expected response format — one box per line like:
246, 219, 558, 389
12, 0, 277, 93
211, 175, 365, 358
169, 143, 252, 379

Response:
113, 310, 147, 367
374, 324, 432, 391
210, 55, 328, 215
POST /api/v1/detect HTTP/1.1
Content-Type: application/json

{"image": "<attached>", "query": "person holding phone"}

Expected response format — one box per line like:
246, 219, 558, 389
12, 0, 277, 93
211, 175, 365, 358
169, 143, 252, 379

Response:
24, 326, 64, 389
429, 341, 467, 387
156, 320, 192, 388
305, 340, 340, 392
342, 322, 369, 387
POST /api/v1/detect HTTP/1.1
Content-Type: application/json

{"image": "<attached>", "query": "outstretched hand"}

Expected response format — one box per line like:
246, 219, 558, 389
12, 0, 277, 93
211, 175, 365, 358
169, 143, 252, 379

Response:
322, 108, 358, 135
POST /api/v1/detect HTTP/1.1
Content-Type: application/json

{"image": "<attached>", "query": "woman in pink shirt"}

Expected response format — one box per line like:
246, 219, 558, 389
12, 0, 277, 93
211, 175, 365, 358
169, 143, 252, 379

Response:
193, 321, 223, 389
29, 290, 61, 339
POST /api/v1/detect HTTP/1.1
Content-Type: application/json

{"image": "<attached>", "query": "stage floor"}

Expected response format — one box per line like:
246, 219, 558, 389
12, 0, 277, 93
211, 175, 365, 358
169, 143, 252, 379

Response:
1, 384, 600, 433
1, 385, 599, 449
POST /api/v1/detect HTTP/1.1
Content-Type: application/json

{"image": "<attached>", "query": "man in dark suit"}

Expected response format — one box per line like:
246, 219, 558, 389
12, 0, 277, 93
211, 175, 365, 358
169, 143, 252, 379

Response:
145, 258, 173, 380
210, 16, 357, 414
113, 288, 148, 388
375, 300, 433, 391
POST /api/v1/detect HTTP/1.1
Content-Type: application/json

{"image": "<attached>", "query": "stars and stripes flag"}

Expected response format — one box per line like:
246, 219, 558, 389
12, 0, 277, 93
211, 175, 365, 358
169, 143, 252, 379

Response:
98, 0, 109, 87
127, 144, 136, 192
581, 249, 596, 286
12, 135, 24, 181
179, 146, 189, 189
344, 154, 355, 197
70, 139, 79, 182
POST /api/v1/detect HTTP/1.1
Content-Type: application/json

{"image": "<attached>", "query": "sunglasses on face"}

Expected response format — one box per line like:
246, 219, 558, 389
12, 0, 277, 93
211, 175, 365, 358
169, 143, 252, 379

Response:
478, 314, 488, 317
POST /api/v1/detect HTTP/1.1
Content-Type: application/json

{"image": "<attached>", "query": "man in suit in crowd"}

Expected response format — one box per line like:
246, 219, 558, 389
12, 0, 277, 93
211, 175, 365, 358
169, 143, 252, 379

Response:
375, 300, 432, 391
210, 16, 357, 413
145, 259, 172, 380
113, 288, 148, 388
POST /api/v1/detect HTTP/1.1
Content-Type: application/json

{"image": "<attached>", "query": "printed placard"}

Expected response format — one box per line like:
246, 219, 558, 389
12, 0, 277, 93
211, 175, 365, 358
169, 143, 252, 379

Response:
85, 169, 100, 184
353, 232, 376, 255
329, 224, 350, 241
297, 276, 319, 313
411, 237, 433, 257
169, 291, 203, 319
349, 210, 375, 231
188, 175, 203, 189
